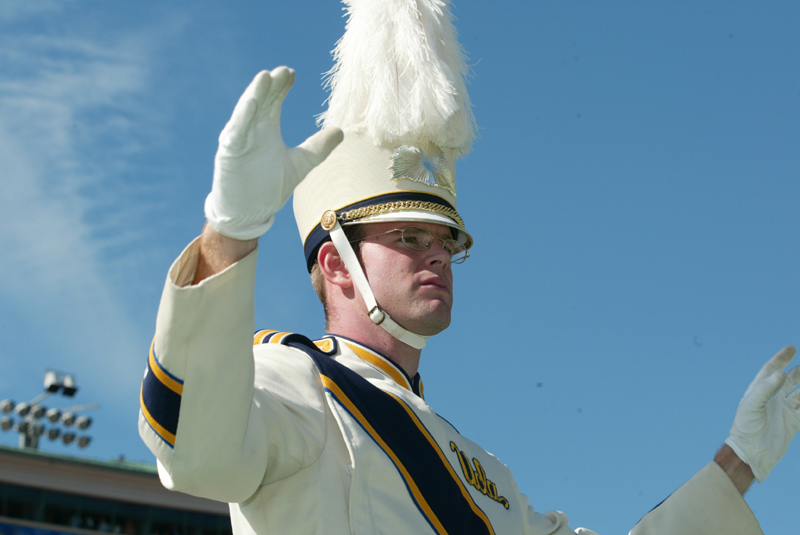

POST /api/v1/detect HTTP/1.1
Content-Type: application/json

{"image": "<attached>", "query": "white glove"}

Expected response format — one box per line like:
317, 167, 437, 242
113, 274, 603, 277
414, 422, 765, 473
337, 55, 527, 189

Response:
205, 67, 343, 240
725, 345, 800, 482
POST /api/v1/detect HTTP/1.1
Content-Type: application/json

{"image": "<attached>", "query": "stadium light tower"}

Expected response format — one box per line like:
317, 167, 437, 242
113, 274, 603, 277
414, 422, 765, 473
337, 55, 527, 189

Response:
1, 370, 98, 449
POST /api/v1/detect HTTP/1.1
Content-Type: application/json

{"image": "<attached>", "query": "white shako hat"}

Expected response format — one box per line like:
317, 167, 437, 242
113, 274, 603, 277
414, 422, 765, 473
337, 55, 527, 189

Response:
293, 0, 476, 350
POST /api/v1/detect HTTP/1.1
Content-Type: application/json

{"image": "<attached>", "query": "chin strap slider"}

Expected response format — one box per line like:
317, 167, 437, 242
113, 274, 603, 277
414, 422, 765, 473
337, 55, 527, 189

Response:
368, 307, 385, 325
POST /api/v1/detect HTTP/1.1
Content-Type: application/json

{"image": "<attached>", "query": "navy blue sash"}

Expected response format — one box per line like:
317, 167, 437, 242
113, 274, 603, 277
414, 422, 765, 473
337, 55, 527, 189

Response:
284, 335, 496, 535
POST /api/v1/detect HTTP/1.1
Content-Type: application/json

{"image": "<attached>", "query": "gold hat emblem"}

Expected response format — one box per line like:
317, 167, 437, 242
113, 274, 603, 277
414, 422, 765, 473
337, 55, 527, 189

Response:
321, 210, 338, 231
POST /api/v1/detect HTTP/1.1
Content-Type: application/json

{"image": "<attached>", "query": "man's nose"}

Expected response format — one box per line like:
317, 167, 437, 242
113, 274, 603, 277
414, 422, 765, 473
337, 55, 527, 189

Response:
426, 238, 451, 266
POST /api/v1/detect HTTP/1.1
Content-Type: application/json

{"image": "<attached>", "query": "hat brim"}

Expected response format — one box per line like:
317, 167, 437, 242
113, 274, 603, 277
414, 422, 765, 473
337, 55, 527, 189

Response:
343, 210, 473, 249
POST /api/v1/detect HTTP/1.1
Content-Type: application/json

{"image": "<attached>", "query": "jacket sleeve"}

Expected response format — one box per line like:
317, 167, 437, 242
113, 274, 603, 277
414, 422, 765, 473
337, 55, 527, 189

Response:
630, 462, 763, 535
138, 238, 328, 504
515, 462, 762, 535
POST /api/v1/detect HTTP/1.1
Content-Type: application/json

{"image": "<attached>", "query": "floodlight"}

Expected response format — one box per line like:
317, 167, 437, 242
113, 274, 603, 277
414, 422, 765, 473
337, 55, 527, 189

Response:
0, 416, 12, 431
3, 371, 96, 450
75, 416, 92, 430
62, 375, 77, 397
44, 371, 60, 393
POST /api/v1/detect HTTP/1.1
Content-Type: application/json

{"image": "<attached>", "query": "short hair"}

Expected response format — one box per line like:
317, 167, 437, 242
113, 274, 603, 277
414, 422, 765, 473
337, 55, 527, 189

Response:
310, 224, 366, 320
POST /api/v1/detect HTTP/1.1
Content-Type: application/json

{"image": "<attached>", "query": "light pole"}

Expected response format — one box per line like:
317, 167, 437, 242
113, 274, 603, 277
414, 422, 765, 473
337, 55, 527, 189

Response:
1, 370, 98, 450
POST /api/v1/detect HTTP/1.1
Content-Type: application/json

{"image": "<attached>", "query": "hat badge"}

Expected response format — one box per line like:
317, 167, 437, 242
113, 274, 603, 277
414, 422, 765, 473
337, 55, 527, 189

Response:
389, 146, 456, 197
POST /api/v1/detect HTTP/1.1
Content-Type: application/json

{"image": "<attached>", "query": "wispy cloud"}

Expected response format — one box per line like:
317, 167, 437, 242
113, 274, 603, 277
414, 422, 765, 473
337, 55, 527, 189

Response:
0, 4, 170, 421
0, 0, 68, 22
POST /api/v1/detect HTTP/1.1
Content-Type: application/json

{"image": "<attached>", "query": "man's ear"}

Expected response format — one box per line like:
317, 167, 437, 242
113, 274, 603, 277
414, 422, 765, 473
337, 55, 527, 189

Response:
318, 241, 353, 289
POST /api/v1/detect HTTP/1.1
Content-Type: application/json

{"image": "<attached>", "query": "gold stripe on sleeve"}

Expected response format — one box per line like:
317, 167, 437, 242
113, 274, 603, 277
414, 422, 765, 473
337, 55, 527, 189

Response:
140, 384, 177, 447
148, 339, 184, 396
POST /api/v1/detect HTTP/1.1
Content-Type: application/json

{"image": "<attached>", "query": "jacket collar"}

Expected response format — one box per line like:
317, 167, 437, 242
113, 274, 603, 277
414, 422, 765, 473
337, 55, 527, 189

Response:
318, 335, 424, 399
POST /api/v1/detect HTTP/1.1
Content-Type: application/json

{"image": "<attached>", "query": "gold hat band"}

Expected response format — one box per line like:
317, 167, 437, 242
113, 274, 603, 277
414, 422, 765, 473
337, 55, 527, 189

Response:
339, 200, 465, 228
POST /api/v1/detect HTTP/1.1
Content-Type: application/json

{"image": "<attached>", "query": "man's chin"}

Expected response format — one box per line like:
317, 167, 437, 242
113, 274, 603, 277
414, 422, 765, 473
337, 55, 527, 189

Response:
406, 308, 451, 337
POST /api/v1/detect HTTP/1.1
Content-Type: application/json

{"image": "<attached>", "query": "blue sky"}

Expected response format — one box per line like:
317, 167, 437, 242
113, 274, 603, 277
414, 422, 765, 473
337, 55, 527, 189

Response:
0, 0, 797, 532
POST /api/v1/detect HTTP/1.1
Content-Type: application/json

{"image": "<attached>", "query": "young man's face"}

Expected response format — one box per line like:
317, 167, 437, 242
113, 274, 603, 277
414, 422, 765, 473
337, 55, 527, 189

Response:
356, 221, 455, 337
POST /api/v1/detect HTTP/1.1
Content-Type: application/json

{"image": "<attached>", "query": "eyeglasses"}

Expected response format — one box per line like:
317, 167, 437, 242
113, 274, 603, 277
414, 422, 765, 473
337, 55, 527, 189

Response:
351, 226, 470, 264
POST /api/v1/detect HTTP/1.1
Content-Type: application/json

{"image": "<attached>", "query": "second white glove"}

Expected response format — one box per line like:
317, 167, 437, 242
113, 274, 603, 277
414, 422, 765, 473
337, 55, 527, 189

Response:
205, 67, 343, 240
725, 345, 800, 482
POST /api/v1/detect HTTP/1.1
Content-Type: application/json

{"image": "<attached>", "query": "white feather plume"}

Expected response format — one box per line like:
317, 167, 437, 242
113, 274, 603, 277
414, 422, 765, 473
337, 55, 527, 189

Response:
318, 0, 477, 155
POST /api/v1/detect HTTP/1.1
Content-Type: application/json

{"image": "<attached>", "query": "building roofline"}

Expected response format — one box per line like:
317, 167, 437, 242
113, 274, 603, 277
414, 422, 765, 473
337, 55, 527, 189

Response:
0, 444, 227, 514
0, 443, 157, 475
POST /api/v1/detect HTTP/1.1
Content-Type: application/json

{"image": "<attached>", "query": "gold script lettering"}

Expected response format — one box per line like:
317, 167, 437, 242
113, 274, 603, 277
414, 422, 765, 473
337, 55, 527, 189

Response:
449, 441, 510, 510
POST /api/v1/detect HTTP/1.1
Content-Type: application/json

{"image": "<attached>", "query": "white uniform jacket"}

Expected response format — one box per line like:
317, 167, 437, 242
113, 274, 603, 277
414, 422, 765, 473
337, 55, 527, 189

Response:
139, 239, 763, 535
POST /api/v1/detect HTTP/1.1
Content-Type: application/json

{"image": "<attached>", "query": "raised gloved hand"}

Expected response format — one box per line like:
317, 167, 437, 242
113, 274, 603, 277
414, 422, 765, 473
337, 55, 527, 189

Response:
205, 67, 343, 240
725, 345, 800, 482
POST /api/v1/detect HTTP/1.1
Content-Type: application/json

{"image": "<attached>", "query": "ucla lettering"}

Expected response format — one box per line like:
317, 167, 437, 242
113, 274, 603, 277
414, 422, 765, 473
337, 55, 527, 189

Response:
450, 442, 510, 510
474, 458, 487, 493
454, 445, 476, 485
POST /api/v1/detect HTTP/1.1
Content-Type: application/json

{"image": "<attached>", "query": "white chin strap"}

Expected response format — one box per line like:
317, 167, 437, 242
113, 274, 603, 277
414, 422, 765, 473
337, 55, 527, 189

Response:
327, 218, 430, 350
